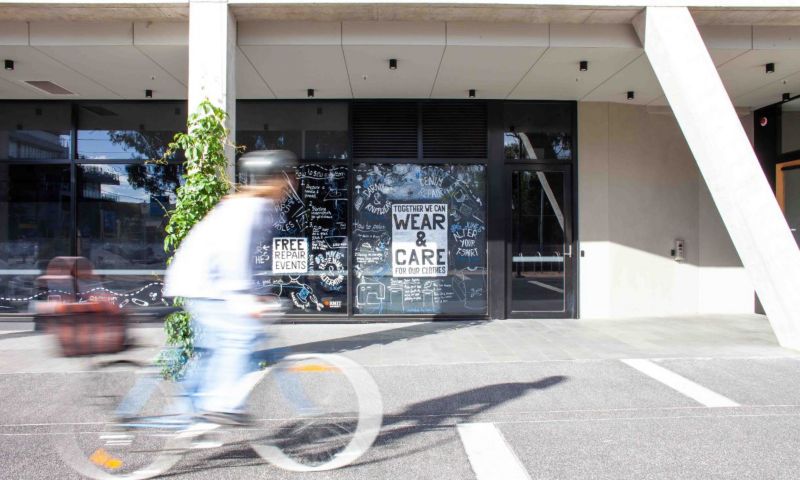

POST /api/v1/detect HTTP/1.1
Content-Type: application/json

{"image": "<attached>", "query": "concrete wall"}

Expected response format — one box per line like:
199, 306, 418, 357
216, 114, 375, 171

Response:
578, 102, 754, 318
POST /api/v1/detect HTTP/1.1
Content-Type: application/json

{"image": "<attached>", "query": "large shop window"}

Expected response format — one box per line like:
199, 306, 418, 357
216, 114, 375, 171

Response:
77, 164, 182, 269
0, 103, 70, 159
77, 102, 186, 161
503, 103, 573, 162
250, 164, 349, 314
0, 164, 71, 311
352, 164, 487, 315
75, 163, 182, 309
237, 102, 349, 160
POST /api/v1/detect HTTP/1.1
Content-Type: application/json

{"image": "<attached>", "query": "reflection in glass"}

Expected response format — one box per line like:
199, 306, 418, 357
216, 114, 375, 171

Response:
77, 102, 186, 160
77, 164, 182, 269
0, 164, 71, 267
352, 164, 487, 315
237, 102, 349, 160
504, 103, 573, 161
782, 97, 800, 154
782, 166, 800, 247
0, 164, 71, 312
510, 170, 566, 313
247, 164, 349, 314
0, 103, 71, 159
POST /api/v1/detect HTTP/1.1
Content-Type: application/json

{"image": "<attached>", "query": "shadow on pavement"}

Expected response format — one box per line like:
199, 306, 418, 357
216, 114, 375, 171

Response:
159, 377, 567, 477
256, 319, 485, 360
362, 376, 568, 464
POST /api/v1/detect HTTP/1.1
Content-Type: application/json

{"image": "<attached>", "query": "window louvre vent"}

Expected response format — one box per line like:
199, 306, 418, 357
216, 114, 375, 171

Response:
352, 102, 418, 159
422, 103, 487, 159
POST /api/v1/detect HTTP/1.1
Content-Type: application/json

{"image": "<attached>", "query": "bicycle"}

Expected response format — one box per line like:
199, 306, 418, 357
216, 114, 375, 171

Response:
49, 322, 384, 479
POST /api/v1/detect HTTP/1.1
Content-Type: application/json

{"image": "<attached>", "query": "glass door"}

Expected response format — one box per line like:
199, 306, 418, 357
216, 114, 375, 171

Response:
777, 160, 800, 247
506, 165, 575, 318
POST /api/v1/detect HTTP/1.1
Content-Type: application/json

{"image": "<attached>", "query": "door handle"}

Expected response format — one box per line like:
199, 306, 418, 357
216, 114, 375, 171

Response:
563, 245, 573, 258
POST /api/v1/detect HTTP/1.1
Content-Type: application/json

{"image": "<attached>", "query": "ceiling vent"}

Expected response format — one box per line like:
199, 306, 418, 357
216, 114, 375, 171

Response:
24, 80, 74, 95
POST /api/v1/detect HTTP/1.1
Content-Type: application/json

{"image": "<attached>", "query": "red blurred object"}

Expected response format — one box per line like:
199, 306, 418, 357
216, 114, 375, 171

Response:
35, 257, 128, 357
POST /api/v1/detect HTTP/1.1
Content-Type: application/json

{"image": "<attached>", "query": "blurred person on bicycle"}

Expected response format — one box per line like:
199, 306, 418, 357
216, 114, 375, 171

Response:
164, 149, 297, 426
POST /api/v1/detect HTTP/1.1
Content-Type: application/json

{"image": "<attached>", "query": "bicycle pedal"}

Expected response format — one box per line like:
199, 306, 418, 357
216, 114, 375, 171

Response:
190, 434, 224, 450
177, 422, 221, 440
100, 433, 133, 447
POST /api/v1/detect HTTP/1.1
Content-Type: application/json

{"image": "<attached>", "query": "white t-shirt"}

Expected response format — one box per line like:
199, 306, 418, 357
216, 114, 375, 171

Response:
164, 196, 273, 300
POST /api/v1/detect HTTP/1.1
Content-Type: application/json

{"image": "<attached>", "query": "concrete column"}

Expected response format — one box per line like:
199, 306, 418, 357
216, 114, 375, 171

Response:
188, 0, 236, 180
634, 7, 800, 349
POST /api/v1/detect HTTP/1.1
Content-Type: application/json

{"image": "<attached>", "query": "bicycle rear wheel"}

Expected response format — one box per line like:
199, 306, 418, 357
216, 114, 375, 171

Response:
248, 354, 383, 471
53, 361, 189, 480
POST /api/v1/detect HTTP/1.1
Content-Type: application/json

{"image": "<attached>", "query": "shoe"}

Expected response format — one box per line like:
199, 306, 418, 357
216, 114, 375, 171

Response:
197, 411, 254, 427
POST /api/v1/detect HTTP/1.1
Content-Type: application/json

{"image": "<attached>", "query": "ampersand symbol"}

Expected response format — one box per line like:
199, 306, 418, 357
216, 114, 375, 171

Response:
416, 231, 427, 247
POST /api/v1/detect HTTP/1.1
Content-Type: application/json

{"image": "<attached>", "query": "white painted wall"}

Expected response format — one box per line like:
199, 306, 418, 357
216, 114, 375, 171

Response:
578, 101, 754, 318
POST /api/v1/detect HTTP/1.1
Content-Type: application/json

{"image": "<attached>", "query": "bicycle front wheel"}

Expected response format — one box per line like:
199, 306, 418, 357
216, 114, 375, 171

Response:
53, 361, 189, 480
248, 353, 383, 471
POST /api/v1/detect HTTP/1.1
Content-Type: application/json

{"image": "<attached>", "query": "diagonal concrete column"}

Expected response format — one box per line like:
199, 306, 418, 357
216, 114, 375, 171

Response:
188, 0, 236, 181
634, 7, 800, 349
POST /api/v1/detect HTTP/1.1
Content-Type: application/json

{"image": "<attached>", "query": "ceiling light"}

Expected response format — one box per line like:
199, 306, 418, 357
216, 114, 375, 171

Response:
469, 89, 476, 98
627, 91, 635, 100
783, 92, 792, 102
579, 60, 588, 72
307, 88, 315, 98
389, 59, 397, 70
4, 60, 13, 71
766, 63, 775, 74
145, 89, 153, 98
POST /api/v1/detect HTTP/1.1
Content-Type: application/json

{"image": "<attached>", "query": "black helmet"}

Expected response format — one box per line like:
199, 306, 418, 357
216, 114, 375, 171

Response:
238, 150, 298, 184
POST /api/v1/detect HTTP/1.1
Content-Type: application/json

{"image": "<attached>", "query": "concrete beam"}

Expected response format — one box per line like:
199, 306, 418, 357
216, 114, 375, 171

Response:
635, 6, 800, 349
188, 0, 235, 181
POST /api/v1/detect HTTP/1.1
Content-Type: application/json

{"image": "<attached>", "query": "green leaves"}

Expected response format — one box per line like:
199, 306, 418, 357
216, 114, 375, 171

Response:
158, 99, 235, 379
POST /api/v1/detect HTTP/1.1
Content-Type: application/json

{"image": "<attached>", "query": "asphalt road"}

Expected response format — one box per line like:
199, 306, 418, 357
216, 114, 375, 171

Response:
2, 320, 800, 479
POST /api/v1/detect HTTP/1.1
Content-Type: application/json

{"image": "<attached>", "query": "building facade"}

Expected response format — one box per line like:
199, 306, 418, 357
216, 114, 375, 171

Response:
1, 2, 799, 343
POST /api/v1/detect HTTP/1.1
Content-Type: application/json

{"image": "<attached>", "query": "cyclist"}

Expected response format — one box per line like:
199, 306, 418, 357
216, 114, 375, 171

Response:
164, 149, 297, 426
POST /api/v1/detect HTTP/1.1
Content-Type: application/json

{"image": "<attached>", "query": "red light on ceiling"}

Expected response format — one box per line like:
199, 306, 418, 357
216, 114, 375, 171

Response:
760, 117, 769, 127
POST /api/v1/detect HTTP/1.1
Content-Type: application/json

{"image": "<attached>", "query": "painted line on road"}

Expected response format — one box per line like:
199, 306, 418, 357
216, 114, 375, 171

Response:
457, 422, 531, 480
527, 280, 564, 293
621, 359, 740, 408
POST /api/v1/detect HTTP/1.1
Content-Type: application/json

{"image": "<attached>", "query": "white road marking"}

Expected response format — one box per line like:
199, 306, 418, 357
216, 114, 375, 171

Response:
457, 422, 531, 480
621, 359, 740, 408
527, 280, 564, 293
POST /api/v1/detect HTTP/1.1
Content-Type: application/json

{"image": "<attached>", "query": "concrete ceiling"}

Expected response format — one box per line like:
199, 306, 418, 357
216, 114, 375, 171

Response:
2, 20, 800, 110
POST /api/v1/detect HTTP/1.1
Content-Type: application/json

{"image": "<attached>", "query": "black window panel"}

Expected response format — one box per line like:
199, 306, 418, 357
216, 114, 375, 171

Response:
76, 163, 182, 269
504, 103, 574, 161
422, 103, 487, 159
352, 163, 487, 315
0, 103, 70, 160
352, 103, 418, 159
237, 102, 349, 160
246, 164, 349, 314
0, 164, 71, 312
782, 98, 800, 154
77, 102, 186, 161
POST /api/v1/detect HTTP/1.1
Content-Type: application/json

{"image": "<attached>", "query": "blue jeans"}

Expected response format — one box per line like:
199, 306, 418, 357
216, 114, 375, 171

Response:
184, 299, 263, 414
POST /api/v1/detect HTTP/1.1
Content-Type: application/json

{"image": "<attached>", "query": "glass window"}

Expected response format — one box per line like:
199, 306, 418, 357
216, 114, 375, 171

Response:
352, 163, 487, 315
0, 103, 70, 159
248, 163, 349, 314
77, 102, 186, 160
0, 164, 71, 312
77, 163, 182, 270
504, 103, 573, 161
782, 97, 800, 154
237, 102, 349, 160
